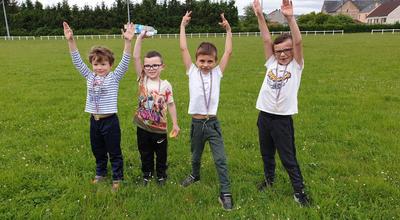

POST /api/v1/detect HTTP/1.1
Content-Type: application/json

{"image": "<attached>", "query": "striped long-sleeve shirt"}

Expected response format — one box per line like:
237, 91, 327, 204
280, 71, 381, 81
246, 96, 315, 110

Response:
71, 50, 130, 114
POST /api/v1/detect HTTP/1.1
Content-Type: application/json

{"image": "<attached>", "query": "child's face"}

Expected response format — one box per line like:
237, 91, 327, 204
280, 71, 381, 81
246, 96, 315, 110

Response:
143, 56, 164, 80
273, 39, 293, 65
92, 59, 112, 76
195, 54, 216, 74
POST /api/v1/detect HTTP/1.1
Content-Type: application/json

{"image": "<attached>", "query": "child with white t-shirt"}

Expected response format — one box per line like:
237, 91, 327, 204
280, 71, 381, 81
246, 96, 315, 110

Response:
179, 11, 234, 211
133, 31, 180, 186
253, 0, 310, 206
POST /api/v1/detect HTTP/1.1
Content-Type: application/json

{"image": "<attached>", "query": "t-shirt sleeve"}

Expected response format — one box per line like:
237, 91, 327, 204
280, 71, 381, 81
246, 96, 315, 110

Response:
213, 65, 223, 78
186, 63, 196, 76
293, 59, 304, 71
164, 80, 174, 104
264, 56, 275, 69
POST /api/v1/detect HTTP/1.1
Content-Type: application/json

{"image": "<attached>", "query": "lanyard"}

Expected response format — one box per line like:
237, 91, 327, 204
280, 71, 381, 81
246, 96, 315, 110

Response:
145, 76, 161, 110
275, 63, 288, 104
199, 70, 212, 118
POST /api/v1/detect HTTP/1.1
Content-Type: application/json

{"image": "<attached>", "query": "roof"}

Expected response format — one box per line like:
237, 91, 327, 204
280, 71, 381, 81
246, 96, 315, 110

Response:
322, 0, 389, 13
322, 0, 343, 13
360, 3, 378, 12
368, 0, 400, 17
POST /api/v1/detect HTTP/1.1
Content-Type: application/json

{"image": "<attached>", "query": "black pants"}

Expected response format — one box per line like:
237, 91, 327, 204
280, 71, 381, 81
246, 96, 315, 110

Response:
90, 114, 124, 181
137, 127, 168, 178
257, 111, 304, 192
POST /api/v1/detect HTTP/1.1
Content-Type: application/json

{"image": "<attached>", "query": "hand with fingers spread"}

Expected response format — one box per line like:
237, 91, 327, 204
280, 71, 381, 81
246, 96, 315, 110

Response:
252, 0, 264, 17
218, 13, 231, 32
281, 0, 294, 17
63, 21, 74, 41
138, 30, 149, 39
181, 11, 192, 27
122, 22, 135, 41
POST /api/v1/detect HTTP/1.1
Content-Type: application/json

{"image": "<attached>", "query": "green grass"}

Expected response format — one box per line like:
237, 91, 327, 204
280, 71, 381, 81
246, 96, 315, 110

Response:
0, 33, 399, 219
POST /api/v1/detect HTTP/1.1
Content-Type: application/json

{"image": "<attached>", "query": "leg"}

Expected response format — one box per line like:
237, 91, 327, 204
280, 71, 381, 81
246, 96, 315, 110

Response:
257, 112, 276, 183
103, 115, 124, 181
137, 127, 155, 178
154, 133, 168, 179
272, 116, 304, 193
190, 120, 206, 178
208, 120, 231, 194
90, 117, 108, 177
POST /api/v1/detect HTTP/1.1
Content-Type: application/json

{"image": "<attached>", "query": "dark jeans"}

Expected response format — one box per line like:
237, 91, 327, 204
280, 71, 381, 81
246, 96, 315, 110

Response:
137, 127, 168, 178
257, 111, 305, 193
190, 117, 231, 193
90, 114, 124, 181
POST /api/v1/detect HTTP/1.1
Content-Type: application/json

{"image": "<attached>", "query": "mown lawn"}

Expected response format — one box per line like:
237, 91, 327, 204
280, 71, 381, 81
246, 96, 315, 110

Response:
0, 33, 399, 219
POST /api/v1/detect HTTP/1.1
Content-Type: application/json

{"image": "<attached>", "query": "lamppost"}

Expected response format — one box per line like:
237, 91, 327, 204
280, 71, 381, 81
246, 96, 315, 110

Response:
127, 0, 130, 23
1, 0, 10, 38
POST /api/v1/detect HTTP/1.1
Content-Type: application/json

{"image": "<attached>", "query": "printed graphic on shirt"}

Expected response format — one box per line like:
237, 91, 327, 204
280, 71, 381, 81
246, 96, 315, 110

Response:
89, 77, 108, 111
134, 78, 172, 133
266, 69, 291, 90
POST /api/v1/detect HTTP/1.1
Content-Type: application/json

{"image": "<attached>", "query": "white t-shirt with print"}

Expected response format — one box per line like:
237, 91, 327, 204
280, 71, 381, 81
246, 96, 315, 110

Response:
256, 56, 303, 115
187, 64, 223, 115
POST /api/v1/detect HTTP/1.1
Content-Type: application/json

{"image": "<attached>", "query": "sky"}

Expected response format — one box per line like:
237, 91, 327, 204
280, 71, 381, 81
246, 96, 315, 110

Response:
30, 0, 324, 15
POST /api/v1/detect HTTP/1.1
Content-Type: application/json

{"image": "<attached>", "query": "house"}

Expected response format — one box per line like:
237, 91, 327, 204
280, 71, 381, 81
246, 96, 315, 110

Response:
267, 9, 286, 24
367, 0, 400, 24
321, 0, 387, 22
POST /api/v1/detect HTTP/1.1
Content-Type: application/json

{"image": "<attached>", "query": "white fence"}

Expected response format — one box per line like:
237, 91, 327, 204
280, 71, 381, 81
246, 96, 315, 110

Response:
0, 30, 344, 40
371, 29, 400, 34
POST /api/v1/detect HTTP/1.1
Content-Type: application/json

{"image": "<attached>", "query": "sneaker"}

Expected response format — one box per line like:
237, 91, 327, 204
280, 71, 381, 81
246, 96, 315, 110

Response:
112, 180, 121, 192
218, 193, 233, 211
92, 175, 106, 184
294, 191, 311, 207
143, 177, 150, 186
257, 179, 273, 191
180, 174, 199, 187
157, 177, 167, 186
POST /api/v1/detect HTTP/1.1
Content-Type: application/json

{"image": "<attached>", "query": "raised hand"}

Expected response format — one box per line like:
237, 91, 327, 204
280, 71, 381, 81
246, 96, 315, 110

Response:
63, 21, 73, 41
181, 11, 192, 27
218, 13, 231, 32
252, 0, 263, 17
122, 22, 135, 41
281, 0, 294, 17
138, 30, 148, 39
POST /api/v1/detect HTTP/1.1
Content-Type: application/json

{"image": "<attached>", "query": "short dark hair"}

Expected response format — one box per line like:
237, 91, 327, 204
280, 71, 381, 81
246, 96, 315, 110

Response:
89, 46, 115, 65
273, 33, 292, 45
195, 42, 218, 60
145, 50, 163, 63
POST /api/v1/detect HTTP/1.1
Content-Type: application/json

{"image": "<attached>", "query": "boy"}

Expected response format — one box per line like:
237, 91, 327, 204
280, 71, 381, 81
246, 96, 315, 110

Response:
179, 11, 234, 211
253, 0, 310, 206
63, 22, 134, 191
132, 30, 180, 186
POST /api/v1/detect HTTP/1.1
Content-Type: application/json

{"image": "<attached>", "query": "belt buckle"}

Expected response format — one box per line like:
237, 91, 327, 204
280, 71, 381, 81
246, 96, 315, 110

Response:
94, 115, 100, 120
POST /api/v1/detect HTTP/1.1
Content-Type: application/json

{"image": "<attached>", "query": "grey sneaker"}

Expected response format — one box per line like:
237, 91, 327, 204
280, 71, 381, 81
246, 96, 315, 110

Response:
294, 191, 311, 207
257, 179, 273, 191
180, 174, 199, 187
219, 193, 233, 211
92, 175, 106, 184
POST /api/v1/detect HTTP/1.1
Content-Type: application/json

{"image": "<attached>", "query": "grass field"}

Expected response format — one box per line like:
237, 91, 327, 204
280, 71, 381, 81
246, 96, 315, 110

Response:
0, 33, 399, 219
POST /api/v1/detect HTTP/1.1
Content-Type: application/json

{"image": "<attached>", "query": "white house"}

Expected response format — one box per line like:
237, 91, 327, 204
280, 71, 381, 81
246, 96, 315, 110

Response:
367, 0, 400, 24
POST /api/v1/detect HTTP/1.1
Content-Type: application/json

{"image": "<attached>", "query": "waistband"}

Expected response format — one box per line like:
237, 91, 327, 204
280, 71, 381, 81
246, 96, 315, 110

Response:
260, 111, 291, 119
91, 113, 115, 121
192, 116, 218, 123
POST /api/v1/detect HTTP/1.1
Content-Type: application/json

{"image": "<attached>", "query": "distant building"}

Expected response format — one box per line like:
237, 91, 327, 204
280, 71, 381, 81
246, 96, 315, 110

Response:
367, 0, 400, 24
266, 9, 299, 25
321, 0, 387, 23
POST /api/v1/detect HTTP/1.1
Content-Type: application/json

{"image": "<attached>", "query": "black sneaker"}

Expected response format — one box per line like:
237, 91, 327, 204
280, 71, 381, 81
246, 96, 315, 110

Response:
143, 177, 150, 186
257, 179, 273, 191
294, 191, 311, 207
157, 177, 167, 186
180, 174, 199, 187
218, 193, 233, 211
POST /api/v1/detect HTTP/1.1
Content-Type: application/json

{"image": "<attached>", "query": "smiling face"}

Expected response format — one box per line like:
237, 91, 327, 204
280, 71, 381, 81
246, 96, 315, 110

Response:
91, 58, 112, 77
195, 54, 217, 74
273, 39, 294, 65
143, 56, 164, 80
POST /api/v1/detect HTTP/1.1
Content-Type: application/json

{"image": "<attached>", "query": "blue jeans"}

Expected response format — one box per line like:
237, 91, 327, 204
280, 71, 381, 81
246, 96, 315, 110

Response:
90, 114, 124, 181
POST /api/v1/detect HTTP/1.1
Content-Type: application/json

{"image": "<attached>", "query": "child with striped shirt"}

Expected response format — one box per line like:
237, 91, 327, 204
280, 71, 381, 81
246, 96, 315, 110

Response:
63, 22, 134, 191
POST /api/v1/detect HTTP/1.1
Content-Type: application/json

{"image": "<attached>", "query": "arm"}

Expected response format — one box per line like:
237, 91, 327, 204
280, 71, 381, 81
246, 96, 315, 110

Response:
133, 31, 147, 79
180, 11, 193, 71
167, 102, 180, 138
218, 13, 232, 74
281, 0, 303, 66
253, 0, 273, 60
63, 21, 77, 52
112, 23, 135, 82
122, 23, 134, 54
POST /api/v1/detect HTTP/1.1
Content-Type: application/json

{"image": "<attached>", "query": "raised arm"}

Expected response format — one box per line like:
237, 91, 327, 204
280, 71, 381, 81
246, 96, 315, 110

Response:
281, 0, 303, 66
253, 0, 273, 60
133, 31, 147, 79
63, 21, 77, 52
122, 23, 134, 54
180, 11, 193, 71
218, 13, 232, 74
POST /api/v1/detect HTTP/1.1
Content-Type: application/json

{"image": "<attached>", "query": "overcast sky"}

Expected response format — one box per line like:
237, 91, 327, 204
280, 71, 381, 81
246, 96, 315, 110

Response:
30, 0, 324, 15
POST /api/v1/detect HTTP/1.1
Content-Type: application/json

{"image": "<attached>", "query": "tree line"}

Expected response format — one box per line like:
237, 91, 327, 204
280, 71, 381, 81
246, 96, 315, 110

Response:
1, 0, 399, 36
